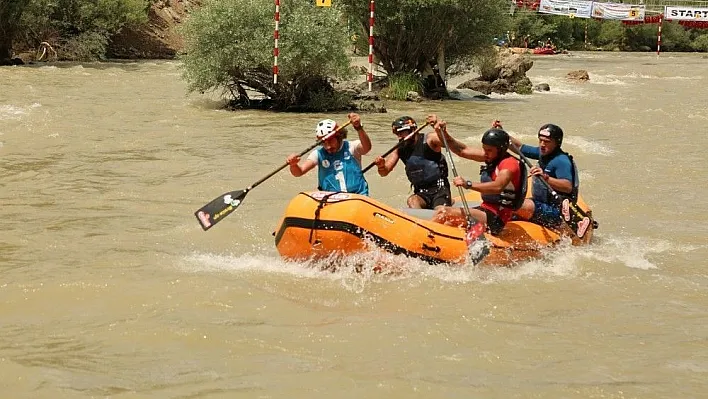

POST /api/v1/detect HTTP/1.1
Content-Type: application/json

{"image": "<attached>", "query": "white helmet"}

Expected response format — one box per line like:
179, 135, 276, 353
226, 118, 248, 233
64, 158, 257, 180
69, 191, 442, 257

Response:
315, 119, 338, 139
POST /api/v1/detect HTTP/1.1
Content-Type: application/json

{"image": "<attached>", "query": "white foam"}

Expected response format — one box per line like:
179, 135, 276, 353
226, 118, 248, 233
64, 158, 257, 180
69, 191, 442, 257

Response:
563, 136, 615, 156
600, 72, 699, 81
575, 235, 700, 270
181, 232, 702, 290
0, 103, 40, 121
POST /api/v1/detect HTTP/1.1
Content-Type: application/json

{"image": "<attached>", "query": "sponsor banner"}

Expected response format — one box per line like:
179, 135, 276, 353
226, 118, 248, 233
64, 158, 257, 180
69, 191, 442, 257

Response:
538, 0, 593, 18
592, 2, 645, 21
665, 6, 708, 21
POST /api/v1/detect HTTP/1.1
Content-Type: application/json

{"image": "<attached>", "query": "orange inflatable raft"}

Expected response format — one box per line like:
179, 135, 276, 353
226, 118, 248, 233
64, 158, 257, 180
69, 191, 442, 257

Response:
274, 187, 595, 267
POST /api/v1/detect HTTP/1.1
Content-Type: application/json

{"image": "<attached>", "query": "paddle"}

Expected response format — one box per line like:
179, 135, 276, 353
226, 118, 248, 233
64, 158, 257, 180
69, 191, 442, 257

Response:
508, 142, 593, 239
361, 121, 431, 174
194, 120, 352, 231
436, 124, 490, 264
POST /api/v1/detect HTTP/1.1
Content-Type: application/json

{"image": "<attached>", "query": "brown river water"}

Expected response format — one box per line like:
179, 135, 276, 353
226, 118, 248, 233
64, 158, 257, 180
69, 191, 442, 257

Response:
1, 53, 707, 398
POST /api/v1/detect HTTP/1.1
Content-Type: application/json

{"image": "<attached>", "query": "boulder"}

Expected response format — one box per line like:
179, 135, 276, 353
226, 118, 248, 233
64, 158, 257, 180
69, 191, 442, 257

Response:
457, 80, 492, 95
534, 83, 551, 92
406, 91, 422, 102
457, 48, 534, 95
448, 89, 491, 100
567, 70, 590, 81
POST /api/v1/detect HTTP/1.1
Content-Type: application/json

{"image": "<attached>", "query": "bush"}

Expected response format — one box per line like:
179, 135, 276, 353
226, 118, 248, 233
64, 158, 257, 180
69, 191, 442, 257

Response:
380, 72, 423, 101
692, 34, 708, 52
180, 0, 352, 111
471, 47, 499, 82
340, 0, 509, 84
14, 0, 149, 60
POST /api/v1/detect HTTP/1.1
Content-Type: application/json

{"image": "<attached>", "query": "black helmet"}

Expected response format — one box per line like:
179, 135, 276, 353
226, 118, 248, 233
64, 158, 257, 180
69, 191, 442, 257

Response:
538, 123, 563, 146
481, 128, 510, 153
392, 116, 417, 133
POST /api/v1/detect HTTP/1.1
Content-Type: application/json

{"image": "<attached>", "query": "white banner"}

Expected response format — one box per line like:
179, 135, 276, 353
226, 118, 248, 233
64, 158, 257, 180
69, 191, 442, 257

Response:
665, 6, 708, 21
591, 2, 645, 21
538, 0, 593, 18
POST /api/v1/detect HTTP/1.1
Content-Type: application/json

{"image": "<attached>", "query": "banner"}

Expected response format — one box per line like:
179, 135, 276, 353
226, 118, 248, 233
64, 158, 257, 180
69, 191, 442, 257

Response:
665, 6, 708, 21
538, 0, 593, 18
591, 2, 645, 21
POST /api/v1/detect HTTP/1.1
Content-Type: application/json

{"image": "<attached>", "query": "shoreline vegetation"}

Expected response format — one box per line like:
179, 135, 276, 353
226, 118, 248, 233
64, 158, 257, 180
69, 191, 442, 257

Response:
3, 0, 708, 112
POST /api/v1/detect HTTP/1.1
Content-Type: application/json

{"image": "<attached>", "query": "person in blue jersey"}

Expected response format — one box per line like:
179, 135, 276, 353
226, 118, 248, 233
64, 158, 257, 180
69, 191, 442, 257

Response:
373, 114, 453, 210
508, 123, 580, 228
286, 113, 372, 195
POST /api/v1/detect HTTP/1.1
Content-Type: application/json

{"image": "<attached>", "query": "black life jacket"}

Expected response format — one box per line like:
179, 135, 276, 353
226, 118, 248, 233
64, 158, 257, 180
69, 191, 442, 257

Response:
398, 132, 449, 189
538, 148, 579, 203
479, 153, 527, 210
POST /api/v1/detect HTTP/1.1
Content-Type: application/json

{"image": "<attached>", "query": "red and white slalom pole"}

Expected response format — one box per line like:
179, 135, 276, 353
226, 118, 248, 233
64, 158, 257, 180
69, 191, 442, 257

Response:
273, 0, 280, 84
367, 0, 375, 92
657, 14, 663, 56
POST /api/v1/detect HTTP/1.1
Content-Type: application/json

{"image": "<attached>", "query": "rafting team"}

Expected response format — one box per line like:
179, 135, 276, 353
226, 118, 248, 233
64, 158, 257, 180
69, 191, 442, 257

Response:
286, 113, 579, 237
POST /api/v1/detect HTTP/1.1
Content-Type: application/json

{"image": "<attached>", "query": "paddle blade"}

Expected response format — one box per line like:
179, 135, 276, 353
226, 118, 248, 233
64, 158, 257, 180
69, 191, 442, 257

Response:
561, 199, 592, 238
194, 189, 248, 231
464, 222, 490, 265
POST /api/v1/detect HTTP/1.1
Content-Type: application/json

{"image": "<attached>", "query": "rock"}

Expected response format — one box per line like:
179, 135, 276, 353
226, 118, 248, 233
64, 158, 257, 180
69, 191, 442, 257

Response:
490, 79, 512, 94
534, 83, 550, 92
496, 49, 534, 83
513, 76, 532, 95
448, 89, 490, 100
567, 70, 590, 81
406, 91, 422, 102
457, 48, 533, 96
108, 0, 203, 59
0, 57, 25, 66
456, 80, 492, 95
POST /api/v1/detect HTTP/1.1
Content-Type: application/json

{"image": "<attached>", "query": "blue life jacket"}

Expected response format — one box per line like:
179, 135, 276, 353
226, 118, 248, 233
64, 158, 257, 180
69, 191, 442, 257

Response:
398, 132, 449, 189
479, 154, 527, 210
317, 141, 369, 195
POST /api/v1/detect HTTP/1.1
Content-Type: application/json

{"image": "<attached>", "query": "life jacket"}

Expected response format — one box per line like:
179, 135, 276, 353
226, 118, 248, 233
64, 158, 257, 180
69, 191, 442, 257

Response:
317, 141, 369, 195
479, 154, 527, 210
398, 132, 449, 189
535, 148, 579, 203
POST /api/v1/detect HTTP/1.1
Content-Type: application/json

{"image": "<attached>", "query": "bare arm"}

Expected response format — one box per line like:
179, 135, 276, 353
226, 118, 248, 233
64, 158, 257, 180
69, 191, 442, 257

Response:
433, 125, 485, 162
466, 169, 513, 194
508, 134, 523, 155
376, 150, 400, 177
348, 113, 371, 154
288, 156, 318, 177
355, 126, 372, 154
529, 166, 573, 194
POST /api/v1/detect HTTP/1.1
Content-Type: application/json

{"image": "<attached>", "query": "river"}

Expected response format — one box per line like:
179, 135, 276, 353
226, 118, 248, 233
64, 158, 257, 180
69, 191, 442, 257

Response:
1, 52, 707, 398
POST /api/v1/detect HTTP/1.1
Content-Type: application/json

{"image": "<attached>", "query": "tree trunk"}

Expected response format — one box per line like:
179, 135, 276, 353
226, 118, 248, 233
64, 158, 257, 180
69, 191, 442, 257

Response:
0, 0, 26, 65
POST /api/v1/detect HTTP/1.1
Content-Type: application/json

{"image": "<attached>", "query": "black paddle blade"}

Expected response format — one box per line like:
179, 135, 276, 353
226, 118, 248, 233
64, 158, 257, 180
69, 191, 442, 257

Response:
464, 222, 490, 265
194, 189, 248, 231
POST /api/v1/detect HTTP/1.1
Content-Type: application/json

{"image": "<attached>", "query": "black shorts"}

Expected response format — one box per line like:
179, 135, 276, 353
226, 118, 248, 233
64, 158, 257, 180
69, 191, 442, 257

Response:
414, 185, 452, 209
473, 206, 505, 235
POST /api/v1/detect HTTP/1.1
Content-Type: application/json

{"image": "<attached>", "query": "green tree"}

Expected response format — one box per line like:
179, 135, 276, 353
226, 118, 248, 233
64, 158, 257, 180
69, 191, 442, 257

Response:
8, 0, 148, 61
180, 0, 352, 111
339, 0, 509, 84
0, 0, 26, 64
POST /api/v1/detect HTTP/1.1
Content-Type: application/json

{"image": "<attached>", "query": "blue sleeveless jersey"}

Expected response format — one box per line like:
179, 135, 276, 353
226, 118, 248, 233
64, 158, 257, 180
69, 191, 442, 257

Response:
317, 141, 369, 195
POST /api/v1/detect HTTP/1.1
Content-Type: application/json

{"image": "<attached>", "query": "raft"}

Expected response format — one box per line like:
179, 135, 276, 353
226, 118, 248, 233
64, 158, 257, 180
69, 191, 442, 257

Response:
532, 47, 558, 55
274, 184, 595, 267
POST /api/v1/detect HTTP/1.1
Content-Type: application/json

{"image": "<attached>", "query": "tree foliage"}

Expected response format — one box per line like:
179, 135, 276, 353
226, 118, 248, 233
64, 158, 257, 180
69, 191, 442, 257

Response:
179, 0, 352, 111
1, 0, 148, 62
508, 11, 708, 52
340, 0, 510, 76
0, 0, 27, 62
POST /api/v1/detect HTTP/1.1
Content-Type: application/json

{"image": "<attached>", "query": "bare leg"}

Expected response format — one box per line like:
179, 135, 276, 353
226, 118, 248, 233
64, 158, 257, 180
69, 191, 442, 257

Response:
514, 198, 535, 220
433, 206, 489, 229
406, 194, 427, 209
